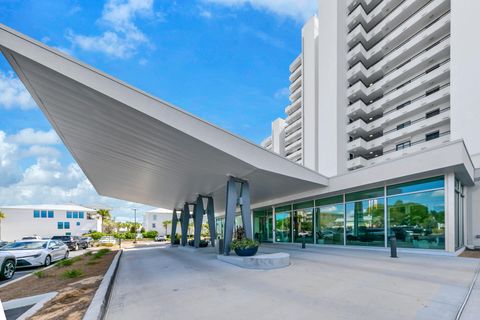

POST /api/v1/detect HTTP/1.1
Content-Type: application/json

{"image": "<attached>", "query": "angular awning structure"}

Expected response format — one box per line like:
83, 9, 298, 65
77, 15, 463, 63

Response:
0, 24, 328, 210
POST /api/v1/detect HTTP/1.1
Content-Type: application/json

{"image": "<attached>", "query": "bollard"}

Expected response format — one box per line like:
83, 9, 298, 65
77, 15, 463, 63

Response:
218, 238, 224, 255
390, 236, 398, 258
302, 234, 306, 249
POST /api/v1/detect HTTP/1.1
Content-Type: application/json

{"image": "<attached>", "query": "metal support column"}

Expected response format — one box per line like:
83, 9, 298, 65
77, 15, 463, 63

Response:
240, 181, 253, 239
181, 202, 190, 246
194, 196, 204, 248
223, 177, 237, 255
171, 209, 178, 245
223, 176, 252, 255
206, 197, 216, 247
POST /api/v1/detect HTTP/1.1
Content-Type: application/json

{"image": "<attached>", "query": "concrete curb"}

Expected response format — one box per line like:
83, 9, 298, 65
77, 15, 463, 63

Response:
0, 263, 56, 289
83, 250, 123, 320
2, 291, 58, 320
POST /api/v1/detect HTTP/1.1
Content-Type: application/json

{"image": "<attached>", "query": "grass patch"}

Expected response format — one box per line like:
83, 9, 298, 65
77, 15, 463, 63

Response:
85, 251, 93, 256
33, 271, 47, 278
91, 249, 111, 260
61, 269, 83, 279
56, 256, 82, 267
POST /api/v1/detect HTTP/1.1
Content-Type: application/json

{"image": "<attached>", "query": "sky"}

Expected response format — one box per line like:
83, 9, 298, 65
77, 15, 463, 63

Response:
0, 0, 317, 221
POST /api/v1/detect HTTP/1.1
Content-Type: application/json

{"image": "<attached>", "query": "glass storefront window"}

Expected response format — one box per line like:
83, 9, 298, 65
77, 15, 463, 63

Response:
346, 198, 385, 247
345, 188, 384, 202
215, 218, 224, 239
253, 209, 273, 243
275, 211, 292, 243
293, 208, 314, 243
387, 190, 445, 249
387, 176, 444, 196
316, 204, 345, 245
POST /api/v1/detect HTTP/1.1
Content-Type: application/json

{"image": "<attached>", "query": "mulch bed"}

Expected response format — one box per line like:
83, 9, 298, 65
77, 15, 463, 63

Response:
0, 250, 117, 320
460, 249, 480, 259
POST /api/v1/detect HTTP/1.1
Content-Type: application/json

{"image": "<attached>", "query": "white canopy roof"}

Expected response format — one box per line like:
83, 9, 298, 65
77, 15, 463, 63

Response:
0, 24, 328, 211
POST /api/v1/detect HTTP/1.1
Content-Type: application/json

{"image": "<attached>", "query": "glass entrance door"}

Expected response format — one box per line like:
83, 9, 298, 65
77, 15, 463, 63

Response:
254, 210, 273, 243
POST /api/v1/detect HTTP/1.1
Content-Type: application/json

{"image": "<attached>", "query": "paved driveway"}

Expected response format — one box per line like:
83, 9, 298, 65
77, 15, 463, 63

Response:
105, 245, 480, 320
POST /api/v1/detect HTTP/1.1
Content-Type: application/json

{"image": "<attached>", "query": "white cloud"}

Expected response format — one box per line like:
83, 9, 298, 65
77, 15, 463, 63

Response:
274, 87, 289, 99
67, 0, 158, 59
204, 0, 317, 21
0, 70, 36, 110
199, 8, 213, 19
8, 128, 60, 145
0, 129, 153, 220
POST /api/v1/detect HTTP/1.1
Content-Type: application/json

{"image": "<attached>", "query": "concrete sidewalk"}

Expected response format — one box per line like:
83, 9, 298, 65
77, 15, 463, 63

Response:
105, 245, 479, 320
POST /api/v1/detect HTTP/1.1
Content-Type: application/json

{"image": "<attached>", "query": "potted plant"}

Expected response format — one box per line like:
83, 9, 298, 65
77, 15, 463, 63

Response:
230, 238, 259, 256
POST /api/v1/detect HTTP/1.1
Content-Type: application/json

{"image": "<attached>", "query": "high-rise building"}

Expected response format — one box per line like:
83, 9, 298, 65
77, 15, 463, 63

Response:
264, 0, 479, 178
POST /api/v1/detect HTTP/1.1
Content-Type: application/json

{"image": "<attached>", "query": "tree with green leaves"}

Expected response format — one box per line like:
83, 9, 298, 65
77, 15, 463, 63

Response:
163, 220, 171, 235
97, 209, 111, 233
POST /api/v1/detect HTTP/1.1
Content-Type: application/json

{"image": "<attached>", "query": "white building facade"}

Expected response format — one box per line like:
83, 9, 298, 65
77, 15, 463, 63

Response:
0, 205, 102, 241
256, 0, 480, 252
143, 208, 175, 236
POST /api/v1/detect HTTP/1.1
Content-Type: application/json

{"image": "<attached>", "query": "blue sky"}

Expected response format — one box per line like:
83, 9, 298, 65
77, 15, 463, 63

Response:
0, 0, 317, 220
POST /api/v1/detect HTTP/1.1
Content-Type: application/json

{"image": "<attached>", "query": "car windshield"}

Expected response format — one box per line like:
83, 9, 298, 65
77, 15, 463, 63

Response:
52, 236, 70, 241
1, 241, 47, 250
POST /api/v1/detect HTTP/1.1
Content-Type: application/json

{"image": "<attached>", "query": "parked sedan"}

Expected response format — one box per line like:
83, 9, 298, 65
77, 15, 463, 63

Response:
0, 252, 16, 280
98, 236, 117, 245
82, 236, 94, 247
51, 236, 88, 251
1, 240, 69, 267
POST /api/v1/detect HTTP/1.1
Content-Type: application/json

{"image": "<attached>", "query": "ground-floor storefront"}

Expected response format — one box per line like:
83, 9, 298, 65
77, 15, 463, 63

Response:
216, 173, 471, 253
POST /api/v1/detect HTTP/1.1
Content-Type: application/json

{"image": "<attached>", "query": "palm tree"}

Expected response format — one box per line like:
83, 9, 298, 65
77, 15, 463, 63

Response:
0, 210, 5, 240
163, 220, 171, 235
97, 209, 111, 232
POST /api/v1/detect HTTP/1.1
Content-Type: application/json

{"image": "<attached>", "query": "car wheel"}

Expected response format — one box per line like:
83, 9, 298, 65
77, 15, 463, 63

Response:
44, 255, 52, 266
0, 260, 15, 280
64, 251, 69, 259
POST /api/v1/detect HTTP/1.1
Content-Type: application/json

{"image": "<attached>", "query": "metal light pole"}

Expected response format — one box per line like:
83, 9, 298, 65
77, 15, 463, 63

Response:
133, 208, 137, 244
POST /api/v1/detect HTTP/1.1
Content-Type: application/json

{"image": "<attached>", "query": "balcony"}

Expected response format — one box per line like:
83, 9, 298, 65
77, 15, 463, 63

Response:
289, 86, 302, 103
347, 84, 450, 134
285, 98, 302, 116
285, 118, 302, 136
289, 75, 302, 93
347, 0, 430, 50
285, 128, 302, 145
347, 0, 450, 68
348, 0, 403, 32
285, 139, 302, 154
286, 149, 302, 162
347, 107, 450, 153
289, 55, 301, 73
286, 107, 302, 125
347, 130, 450, 170
289, 66, 302, 83
348, 38, 450, 100
347, 14, 451, 84
348, 0, 383, 13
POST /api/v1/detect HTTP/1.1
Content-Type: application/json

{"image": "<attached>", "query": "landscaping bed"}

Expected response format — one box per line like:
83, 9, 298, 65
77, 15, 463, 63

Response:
0, 249, 116, 319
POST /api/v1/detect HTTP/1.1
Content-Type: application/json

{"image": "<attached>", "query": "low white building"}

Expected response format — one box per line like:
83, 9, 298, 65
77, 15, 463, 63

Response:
143, 208, 174, 236
0, 204, 102, 241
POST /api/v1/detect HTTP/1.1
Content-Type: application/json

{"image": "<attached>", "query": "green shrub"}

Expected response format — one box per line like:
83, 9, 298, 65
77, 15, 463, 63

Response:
113, 232, 126, 239
230, 238, 259, 250
34, 271, 46, 278
56, 256, 82, 267
83, 231, 106, 240
91, 248, 111, 260
142, 230, 158, 238
61, 269, 83, 279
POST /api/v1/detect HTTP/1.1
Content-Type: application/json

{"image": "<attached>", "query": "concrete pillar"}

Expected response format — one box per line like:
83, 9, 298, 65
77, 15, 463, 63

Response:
240, 181, 253, 239
171, 209, 178, 245
224, 177, 237, 255
206, 197, 216, 247
181, 203, 190, 246
194, 196, 204, 248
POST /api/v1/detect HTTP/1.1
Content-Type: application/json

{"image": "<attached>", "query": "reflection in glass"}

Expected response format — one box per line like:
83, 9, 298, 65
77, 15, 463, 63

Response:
346, 198, 385, 247
316, 204, 345, 245
275, 211, 291, 242
253, 210, 273, 243
215, 218, 224, 239
293, 209, 314, 243
388, 190, 445, 249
